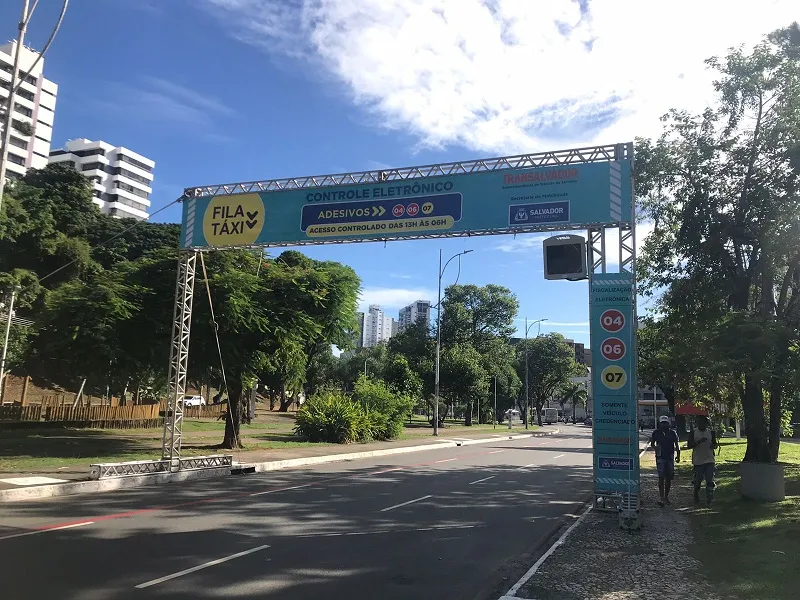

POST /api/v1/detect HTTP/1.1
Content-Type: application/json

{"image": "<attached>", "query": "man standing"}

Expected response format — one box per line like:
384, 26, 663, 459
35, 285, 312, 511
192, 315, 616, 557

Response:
650, 415, 680, 506
687, 415, 717, 507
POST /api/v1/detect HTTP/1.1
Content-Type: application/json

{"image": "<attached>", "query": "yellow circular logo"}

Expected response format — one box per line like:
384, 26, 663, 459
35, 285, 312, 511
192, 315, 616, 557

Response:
601, 366, 627, 390
202, 194, 265, 247
422, 202, 434, 215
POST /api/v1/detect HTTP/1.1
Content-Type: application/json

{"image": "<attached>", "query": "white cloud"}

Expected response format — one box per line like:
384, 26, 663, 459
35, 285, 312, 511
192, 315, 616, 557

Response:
389, 273, 413, 279
202, 0, 796, 153
358, 287, 435, 312
494, 234, 553, 253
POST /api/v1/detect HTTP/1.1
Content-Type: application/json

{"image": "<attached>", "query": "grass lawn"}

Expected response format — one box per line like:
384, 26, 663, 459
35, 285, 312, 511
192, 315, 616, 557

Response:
680, 438, 800, 600
0, 411, 527, 472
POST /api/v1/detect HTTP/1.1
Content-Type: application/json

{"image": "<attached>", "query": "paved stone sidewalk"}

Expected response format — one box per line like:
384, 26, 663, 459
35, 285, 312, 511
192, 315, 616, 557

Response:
510, 467, 723, 600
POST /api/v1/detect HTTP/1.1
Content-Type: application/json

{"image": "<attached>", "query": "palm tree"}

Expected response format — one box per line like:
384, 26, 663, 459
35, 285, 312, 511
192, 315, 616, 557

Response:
561, 383, 588, 423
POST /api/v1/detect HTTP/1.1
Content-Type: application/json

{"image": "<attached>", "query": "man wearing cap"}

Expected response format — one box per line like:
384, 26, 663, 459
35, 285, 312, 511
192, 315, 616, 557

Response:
687, 415, 717, 507
650, 415, 680, 506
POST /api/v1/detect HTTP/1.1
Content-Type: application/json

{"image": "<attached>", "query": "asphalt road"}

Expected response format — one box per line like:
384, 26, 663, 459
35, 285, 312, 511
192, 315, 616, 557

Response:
0, 426, 594, 600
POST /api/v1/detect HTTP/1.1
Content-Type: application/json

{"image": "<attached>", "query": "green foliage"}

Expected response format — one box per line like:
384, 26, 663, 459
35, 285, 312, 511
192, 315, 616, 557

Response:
637, 23, 800, 461
294, 389, 369, 443
517, 333, 581, 425
353, 376, 414, 440
441, 284, 518, 351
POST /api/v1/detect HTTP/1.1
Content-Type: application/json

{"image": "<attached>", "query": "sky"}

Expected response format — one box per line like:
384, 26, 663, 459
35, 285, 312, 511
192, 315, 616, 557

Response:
3, 0, 797, 346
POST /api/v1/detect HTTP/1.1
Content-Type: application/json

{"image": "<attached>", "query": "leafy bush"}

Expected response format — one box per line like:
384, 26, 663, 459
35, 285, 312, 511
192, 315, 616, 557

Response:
294, 390, 369, 443
353, 376, 413, 440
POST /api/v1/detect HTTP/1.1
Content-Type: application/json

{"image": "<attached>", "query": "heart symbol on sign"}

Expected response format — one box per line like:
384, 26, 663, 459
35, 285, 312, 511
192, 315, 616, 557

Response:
245, 220, 257, 229
246, 211, 258, 220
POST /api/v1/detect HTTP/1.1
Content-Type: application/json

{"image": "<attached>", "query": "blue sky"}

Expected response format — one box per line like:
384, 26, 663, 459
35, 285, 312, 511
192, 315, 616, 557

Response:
4, 0, 795, 345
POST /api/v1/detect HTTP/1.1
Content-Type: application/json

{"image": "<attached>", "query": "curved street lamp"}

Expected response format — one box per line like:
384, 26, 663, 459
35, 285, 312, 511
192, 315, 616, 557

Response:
523, 317, 547, 429
433, 249, 472, 436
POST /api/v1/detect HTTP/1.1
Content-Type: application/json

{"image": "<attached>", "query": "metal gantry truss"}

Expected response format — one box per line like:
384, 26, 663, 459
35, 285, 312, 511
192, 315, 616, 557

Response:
184, 143, 631, 198
90, 455, 233, 480
163, 143, 638, 481
161, 252, 197, 471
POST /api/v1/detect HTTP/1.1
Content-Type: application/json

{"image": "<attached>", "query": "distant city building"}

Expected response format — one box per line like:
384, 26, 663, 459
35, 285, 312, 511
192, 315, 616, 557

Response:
49, 138, 153, 220
564, 339, 587, 365
358, 305, 396, 348
398, 300, 431, 332
0, 41, 58, 179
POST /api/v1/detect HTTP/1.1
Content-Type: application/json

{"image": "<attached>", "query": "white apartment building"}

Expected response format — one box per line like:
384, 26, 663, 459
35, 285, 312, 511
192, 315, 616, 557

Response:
398, 300, 431, 331
360, 305, 396, 348
0, 41, 58, 179
49, 138, 153, 220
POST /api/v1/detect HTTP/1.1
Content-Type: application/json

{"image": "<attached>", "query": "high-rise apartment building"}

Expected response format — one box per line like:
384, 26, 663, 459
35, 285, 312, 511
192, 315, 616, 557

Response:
398, 300, 431, 332
0, 41, 58, 179
359, 305, 396, 348
49, 138, 153, 220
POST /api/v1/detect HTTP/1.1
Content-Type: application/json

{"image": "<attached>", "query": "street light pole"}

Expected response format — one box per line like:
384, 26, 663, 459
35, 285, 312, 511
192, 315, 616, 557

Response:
0, 0, 70, 214
0, 288, 17, 404
433, 248, 472, 436
493, 374, 497, 430
523, 317, 547, 429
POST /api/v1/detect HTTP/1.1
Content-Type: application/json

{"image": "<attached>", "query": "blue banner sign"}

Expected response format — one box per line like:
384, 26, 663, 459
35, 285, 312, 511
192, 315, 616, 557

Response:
300, 193, 463, 238
509, 200, 569, 226
590, 272, 639, 495
180, 159, 632, 248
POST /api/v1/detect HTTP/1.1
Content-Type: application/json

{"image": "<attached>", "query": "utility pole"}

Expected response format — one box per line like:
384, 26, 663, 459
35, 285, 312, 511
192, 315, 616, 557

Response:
433, 249, 472, 436
493, 374, 497, 430
523, 317, 547, 429
0, 0, 70, 214
0, 288, 17, 404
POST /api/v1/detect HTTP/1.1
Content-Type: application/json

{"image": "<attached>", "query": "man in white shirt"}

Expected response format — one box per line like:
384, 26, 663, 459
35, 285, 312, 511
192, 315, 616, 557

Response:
687, 416, 717, 507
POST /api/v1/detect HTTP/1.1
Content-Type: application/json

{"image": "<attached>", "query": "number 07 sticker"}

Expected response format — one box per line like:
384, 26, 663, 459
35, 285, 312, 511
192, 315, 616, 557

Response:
601, 365, 627, 390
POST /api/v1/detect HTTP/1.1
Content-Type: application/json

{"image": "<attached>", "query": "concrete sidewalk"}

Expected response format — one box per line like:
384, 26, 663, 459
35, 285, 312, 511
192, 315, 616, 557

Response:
499, 448, 721, 600
0, 426, 560, 502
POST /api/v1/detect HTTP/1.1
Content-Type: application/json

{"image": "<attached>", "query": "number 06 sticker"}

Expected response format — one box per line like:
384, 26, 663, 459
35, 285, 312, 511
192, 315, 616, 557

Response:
601, 365, 627, 390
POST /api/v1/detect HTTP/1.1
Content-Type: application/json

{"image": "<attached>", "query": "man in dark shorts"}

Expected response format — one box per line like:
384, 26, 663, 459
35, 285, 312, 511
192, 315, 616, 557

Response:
650, 415, 680, 506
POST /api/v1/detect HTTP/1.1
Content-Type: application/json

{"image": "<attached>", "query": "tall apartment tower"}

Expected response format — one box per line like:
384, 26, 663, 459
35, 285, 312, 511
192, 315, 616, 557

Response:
398, 300, 431, 332
0, 41, 58, 179
49, 138, 153, 220
361, 304, 395, 348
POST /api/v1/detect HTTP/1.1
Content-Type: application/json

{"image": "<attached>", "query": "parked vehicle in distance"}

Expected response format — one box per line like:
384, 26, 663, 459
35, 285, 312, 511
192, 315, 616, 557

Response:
584, 416, 593, 426
183, 395, 206, 407
541, 407, 559, 425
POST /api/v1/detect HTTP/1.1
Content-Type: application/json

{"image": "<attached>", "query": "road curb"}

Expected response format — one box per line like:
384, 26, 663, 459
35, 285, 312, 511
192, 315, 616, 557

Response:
0, 466, 231, 503
0, 428, 560, 502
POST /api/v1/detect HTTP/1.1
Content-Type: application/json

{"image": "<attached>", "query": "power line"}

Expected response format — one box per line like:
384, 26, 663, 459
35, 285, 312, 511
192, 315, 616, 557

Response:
38, 196, 184, 284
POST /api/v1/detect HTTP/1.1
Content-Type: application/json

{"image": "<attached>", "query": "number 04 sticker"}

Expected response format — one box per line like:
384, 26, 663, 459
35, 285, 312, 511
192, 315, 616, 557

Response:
601, 365, 627, 390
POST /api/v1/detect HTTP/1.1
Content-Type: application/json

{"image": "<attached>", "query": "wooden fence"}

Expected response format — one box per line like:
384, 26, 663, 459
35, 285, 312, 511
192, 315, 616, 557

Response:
0, 404, 161, 428
158, 400, 227, 420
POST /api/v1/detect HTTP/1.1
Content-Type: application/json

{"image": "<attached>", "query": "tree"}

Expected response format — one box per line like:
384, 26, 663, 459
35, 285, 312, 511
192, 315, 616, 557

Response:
388, 319, 435, 396
560, 382, 588, 422
440, 343, 488, 425
636, 23, 800, 462
441, 284, 518, 351
517, 333, 580, 426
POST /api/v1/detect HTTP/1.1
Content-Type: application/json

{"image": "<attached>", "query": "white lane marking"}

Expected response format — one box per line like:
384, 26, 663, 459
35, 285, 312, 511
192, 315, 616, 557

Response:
553, 454, 566, 459
517, 463, 537, 470
135, 545, 271, 589
251, 483, 312, 496
0, 476, 66, 485
435, 458, 457, 464
468, 475, 496, 485
369, 467, 405, 475
380, 494, 432, 512
504, 506, 592, 596
489, 450, 506, 454
0, 521, 94, 542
